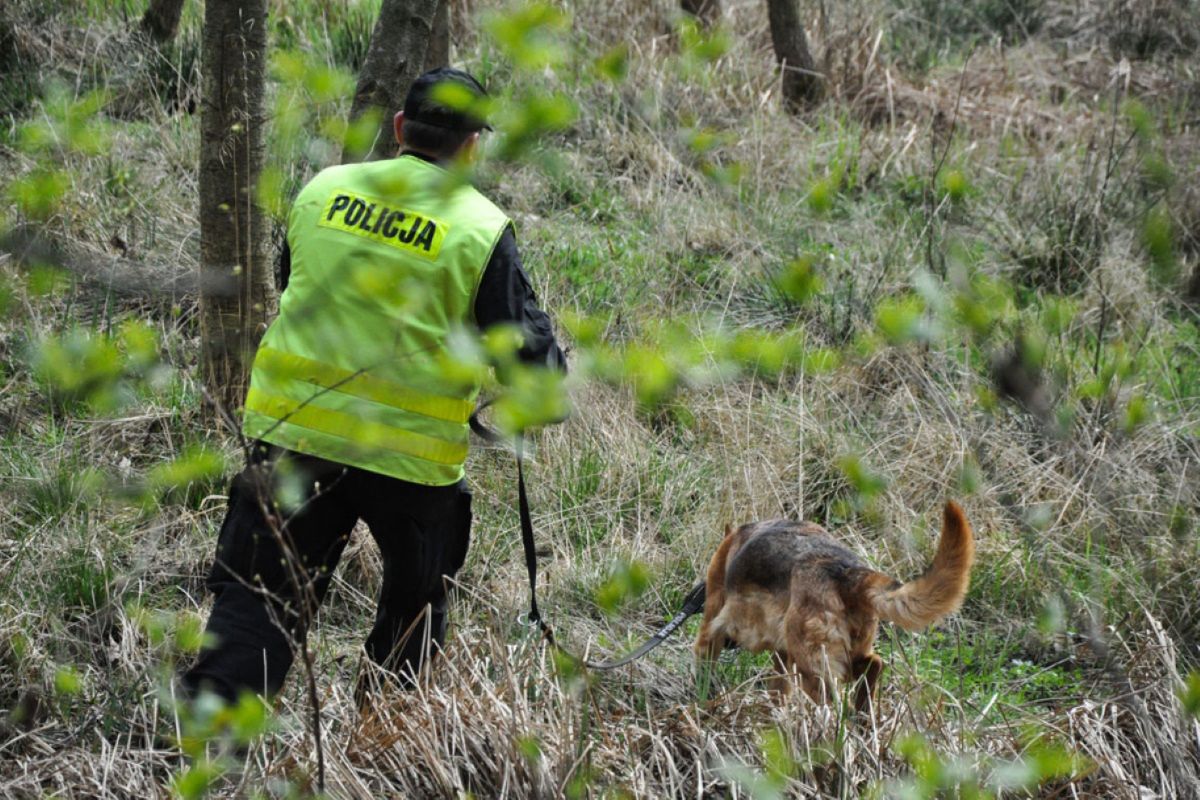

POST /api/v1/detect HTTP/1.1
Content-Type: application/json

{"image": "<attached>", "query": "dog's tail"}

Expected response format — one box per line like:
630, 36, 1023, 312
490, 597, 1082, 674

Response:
864, 501, 975, 630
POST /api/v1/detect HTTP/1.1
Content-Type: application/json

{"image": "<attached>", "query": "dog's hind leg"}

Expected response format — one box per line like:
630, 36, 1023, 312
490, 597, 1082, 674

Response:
850, 653, 884, 715
784, 601, 851, 707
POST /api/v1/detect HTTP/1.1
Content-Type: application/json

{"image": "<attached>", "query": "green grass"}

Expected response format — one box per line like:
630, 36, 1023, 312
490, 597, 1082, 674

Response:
884, 629, 1088, 722
1, 0, 1199, 795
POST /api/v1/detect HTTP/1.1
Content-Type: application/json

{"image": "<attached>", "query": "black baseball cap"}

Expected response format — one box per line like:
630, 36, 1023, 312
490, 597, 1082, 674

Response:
403, 67, 493, 132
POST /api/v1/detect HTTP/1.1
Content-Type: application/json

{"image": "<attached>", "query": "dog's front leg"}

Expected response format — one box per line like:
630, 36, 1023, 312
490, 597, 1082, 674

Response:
692, 623, 725, 698
692, 618, 726, 662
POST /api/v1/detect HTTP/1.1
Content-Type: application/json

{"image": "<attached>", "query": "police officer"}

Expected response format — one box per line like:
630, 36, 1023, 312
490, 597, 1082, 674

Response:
183, 68, 566, 702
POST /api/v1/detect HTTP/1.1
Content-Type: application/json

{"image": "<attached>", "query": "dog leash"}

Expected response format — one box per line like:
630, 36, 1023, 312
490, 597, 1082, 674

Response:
469, 401, 706, 670
584, 581, 706, 670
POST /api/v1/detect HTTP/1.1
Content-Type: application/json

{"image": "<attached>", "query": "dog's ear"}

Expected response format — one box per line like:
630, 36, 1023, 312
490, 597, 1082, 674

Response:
724, 523, 734, 539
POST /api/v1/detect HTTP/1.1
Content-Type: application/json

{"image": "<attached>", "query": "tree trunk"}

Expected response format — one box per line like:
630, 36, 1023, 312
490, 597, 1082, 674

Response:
681, 0, 721, 26
140, 0, 186, 43
199, 0, 270, 416
345, 0, 441, 163
423, 0, 450, 71
765, 0, 822, 111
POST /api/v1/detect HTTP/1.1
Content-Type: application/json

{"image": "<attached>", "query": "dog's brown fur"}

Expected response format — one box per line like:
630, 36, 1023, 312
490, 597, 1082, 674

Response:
694, 502, 974, 713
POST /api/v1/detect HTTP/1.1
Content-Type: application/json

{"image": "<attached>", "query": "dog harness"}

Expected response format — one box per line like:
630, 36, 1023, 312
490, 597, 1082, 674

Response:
243, 155, 510, 486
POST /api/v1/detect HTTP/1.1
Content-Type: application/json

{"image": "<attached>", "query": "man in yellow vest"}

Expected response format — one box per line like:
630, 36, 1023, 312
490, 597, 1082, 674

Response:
183, 68, 565, 702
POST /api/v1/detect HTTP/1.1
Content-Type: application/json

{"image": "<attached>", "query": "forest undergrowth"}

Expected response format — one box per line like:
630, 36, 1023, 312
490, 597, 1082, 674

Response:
1, 0, 1199, 797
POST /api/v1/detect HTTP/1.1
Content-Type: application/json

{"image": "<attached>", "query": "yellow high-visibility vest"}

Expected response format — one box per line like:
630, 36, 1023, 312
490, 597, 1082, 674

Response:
243, 154, 510, 485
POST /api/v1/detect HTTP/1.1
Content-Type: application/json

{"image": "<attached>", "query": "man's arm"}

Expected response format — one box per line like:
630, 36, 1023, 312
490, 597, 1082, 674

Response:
474, 226, 567, 371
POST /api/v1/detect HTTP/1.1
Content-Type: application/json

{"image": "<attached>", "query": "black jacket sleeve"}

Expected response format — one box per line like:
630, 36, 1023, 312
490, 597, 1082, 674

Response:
277, 240, 292, 292
474, 225, 567, 372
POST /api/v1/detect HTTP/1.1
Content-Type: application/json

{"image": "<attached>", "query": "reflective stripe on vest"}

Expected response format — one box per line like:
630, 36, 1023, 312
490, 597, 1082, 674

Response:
245, 388, 468, 465
242, 155, 510, 485
251, 347, 472, 424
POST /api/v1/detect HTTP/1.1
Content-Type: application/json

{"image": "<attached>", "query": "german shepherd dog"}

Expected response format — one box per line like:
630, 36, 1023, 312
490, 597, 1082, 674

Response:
694, 502, 974, 713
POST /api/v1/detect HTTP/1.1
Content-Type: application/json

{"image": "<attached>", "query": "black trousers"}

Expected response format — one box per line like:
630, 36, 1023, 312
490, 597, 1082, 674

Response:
182, 445, 472, 702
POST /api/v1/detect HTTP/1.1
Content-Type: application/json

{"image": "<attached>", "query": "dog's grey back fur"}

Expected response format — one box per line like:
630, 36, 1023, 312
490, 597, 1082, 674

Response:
725, 520, 867, 594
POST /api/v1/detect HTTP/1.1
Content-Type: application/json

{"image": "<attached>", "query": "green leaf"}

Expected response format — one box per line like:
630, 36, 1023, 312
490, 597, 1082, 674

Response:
174, 613, 207, 654
172, 761, 224, 800
874, 294, 927, 345
623, 345, 679, 408
684, 127, 725, 155
146, 447, 226, 496
491, 365, 571, 433
595, 44, 630, 83
118, 320, 160, 372
774, 256, 823, 304
938, 168, 970, 202
991, 739, 1085, 790
1181, 671, 1200, 717
700, 161, 744, 187
484, 2, 570, 70
594, 561, 651, 614
677, 16, 731, 63
54, 665, 82, 696
343, 109, 383, 160
32, 328, 126, 411
559, 311, 608, 347
836, 454, 886, 504
230, 692, 271, 739
8, 168, 71, 220
256, 166, 288, 220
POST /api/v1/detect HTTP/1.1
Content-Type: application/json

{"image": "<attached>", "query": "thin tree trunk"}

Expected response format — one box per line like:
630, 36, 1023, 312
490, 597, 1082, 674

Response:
765, 0, 822, 111
140, 0, 186, 43
199, 0, 270, 415
681, 0, 721, 26
346, 0, 441, 163
424, 0, 450, 71
1187, 263, 1200, 305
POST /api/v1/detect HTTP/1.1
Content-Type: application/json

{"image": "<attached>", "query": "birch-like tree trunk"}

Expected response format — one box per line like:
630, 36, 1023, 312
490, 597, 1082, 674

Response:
346, 0, 441, 163
765, 0, 822, 111
199, 0, 270, 415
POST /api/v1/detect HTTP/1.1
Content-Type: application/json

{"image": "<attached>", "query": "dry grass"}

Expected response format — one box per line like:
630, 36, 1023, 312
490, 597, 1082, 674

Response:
2, 0, 1200, 797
